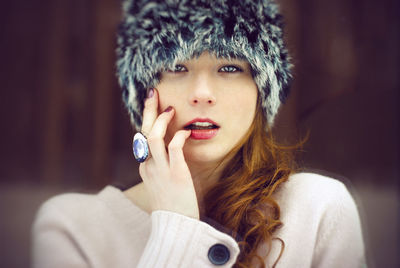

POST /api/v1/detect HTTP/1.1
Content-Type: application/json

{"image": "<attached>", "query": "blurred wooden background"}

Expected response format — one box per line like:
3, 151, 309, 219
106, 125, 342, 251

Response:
0, 0, 138, 189
0, 0, 398, 267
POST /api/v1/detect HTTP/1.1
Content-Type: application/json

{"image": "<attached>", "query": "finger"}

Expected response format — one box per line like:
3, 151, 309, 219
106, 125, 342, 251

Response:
141, 88, 158, 136
139, 157, 157, 183
168, 129, 191, 174
147, 106, 175, 165
138, 163, 147, 181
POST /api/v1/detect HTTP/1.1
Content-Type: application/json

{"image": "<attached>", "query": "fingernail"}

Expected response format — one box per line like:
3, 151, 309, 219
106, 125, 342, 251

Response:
164, 106, 173, 113
147, 88, 154, 98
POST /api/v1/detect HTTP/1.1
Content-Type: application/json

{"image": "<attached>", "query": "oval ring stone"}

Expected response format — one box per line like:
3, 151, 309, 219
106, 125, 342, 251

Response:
133, 132, 149, 162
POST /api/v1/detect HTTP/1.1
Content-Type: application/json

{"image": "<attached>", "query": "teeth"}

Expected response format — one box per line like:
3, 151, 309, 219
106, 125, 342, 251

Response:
185, 121, 218, 130
192, 122, 213, 127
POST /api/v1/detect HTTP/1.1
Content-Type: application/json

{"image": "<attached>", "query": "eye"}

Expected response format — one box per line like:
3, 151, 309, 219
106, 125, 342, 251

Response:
219, 65, 243, 73
167, 64, 188, 73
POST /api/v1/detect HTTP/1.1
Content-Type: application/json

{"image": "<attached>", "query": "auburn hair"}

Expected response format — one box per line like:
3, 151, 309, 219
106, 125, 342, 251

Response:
202, 100, 299, 267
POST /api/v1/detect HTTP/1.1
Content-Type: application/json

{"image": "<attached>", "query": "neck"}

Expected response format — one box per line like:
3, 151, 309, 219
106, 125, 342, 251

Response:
187, 158, 229, 217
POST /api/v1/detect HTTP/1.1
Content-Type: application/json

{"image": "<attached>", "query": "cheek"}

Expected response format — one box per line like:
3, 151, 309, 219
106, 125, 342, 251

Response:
157, 79, 183, 110
228, 88, 257, 119
227, 88, 257, 136
237, 102, 256, 128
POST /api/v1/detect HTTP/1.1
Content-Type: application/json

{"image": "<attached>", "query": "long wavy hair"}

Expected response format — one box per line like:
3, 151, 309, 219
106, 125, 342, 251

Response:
202, 100, 299, 267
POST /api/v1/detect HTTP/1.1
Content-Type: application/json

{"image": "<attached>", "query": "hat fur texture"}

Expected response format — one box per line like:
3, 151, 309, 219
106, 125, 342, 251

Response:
116, 0, 292, 130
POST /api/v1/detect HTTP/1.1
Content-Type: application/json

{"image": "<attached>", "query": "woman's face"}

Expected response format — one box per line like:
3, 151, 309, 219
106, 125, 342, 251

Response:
157, 51, 258, 164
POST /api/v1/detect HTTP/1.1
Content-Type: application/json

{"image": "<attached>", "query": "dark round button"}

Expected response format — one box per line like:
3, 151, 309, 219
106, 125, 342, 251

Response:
208, 243, 230, 265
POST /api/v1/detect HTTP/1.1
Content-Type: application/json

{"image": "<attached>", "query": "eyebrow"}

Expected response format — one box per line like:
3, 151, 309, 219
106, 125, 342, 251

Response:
218, 59, 251, 70
174, 56, 251, 71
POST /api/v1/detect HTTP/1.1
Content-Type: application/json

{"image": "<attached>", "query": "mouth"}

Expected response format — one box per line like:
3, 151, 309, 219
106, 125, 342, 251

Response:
183, 119, 220, 130
183, 119, 220, 140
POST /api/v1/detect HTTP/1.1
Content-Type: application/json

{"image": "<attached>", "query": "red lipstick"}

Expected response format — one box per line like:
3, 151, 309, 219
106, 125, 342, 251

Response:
190, 129, 219, 139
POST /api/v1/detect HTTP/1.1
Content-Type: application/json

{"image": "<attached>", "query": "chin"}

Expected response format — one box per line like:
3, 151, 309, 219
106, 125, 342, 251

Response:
183, 145, 228, 165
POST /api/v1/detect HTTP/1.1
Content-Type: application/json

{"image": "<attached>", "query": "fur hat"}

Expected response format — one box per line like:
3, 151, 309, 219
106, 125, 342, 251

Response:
116, 0, 292, 130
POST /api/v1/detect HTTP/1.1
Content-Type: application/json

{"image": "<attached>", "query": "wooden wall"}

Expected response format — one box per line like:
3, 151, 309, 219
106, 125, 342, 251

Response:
0, 0, 398, 185
1, 0, 139, 189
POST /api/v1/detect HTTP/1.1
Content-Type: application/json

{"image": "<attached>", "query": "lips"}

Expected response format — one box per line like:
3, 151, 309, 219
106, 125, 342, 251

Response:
184, 118, 219, 130
184, 118, 220, 140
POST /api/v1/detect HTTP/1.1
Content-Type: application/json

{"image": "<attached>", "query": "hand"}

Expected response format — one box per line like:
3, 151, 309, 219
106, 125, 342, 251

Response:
139, 88, 200, 220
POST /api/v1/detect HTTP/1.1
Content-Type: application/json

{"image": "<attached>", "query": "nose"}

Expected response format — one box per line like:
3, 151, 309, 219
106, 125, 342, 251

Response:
188, 74, 216, 106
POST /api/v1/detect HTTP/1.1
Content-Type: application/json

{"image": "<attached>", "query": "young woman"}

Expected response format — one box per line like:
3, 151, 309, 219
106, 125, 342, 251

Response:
32, 0, 366, 267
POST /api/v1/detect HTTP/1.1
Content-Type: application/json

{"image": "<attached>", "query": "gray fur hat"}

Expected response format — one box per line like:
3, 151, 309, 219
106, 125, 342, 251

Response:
116, 0, 292, 130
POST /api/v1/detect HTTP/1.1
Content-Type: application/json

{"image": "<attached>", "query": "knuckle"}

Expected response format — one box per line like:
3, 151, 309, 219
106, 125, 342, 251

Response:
168, 133, 186, 151
160, 110, 173, 120
168, 143, 180, 152
141, 130, 150, 138
140, 125, 151, 136
169, 138, 184, 151
140, 126, 149, 134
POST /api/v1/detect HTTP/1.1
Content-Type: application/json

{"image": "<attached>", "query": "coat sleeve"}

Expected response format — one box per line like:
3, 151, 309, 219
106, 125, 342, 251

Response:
137, 211, 240, 267
32, 195, 240, 268
311, 182, 367, 268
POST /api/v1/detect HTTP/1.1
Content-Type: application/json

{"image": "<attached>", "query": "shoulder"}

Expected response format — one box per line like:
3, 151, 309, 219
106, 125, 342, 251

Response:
32, 186, 152, 267
33, 185, 149, 232
273, 172, 361, 233
275, 172, 364, 245
34, 190, 95, 226
276, 172, 353, 208
35, 187, 109, 222
286, 172, 348, 193
270, 172, 366, 267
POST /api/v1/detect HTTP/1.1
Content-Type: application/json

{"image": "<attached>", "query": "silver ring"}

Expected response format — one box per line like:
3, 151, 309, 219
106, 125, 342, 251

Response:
132, 132, 149, 163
